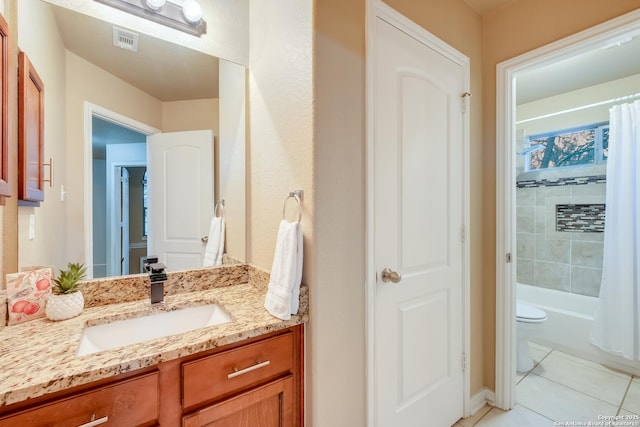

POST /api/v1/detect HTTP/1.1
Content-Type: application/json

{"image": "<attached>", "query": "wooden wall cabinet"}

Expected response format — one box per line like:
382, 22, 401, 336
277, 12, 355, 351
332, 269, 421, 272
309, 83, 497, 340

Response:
18, 51, 45, 204
0, 13, 10, 199
0, 326, 304, 427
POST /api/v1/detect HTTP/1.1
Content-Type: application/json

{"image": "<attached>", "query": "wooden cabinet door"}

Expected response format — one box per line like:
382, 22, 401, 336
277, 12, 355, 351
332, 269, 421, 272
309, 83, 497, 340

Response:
18, 51, 45, 203
182, 375, 293, 427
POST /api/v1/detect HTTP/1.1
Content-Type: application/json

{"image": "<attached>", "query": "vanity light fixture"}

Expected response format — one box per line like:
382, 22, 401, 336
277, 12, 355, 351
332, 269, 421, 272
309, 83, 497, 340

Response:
182, 0, 202, 24
144, 0, 166, 11
94, 0, 207, 37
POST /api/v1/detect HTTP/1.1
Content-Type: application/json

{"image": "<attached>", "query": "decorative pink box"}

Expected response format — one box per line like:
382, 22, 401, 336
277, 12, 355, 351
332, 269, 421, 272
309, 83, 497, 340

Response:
6, 267, 53, 325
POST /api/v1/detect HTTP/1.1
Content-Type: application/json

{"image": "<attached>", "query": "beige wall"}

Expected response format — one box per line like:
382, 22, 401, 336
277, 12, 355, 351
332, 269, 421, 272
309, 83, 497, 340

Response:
16, 0, 68, 271
246, 0, 314, 413
247, 0, 313, 274
312, 0, 367, 423
162, 99, 219, 134
482, 0, 640, 391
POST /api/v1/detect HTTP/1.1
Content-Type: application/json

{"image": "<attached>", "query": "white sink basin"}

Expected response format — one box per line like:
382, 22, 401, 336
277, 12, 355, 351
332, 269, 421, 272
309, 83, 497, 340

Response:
77, 304, 232, 356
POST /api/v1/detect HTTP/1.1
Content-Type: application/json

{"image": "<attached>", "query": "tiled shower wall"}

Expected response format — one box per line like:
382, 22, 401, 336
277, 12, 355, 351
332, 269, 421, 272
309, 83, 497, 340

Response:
516, 180, 606, 297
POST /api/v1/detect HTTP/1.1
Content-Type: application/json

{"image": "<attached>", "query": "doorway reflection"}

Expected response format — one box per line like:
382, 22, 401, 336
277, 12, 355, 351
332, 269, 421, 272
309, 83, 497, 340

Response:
92, 116, 147, 278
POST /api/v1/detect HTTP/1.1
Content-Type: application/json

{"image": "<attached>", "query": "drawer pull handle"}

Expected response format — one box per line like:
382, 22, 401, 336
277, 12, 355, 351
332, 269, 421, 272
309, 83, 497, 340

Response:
78, 415, 109, 427
227, 360, 271, 379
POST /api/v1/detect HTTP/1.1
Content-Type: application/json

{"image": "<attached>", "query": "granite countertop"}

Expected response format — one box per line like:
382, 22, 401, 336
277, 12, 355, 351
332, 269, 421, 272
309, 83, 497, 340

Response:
0, 265, 307, 407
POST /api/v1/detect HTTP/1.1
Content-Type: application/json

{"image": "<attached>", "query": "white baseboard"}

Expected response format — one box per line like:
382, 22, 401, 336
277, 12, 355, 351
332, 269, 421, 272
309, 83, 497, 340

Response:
469, 387, 496, 415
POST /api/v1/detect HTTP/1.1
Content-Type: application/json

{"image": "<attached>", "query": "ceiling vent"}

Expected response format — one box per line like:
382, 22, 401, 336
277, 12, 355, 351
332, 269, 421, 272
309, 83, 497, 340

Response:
112, 26, 139, 52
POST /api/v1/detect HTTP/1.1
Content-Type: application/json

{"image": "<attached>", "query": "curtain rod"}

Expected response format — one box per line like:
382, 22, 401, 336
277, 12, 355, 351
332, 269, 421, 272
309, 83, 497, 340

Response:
516, 92, 640, 125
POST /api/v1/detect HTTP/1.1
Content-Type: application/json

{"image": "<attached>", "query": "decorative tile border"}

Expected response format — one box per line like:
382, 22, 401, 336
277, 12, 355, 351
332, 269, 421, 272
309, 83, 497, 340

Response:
556, 203, 605, 233
516, 175, 606, 188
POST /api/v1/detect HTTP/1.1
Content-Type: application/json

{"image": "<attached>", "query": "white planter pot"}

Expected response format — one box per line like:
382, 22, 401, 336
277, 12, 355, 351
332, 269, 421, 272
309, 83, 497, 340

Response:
46, 292, 84, 321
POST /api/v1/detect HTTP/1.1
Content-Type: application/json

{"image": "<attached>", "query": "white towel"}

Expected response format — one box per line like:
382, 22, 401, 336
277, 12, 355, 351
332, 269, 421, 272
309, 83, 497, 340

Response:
264, 220, 303, 320
203, 216, 225, 267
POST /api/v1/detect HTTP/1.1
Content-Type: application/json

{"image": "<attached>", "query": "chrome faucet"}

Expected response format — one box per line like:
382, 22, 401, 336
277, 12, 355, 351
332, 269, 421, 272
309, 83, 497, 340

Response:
145, 256, 167, 304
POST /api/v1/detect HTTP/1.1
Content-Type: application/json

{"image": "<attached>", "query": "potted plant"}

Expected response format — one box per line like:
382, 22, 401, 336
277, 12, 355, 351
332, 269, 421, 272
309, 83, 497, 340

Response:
46, 262, 87, 321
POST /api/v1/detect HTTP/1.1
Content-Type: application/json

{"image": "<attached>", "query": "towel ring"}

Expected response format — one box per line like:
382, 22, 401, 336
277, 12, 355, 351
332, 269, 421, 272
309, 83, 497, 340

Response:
214, 199, 225, 219
283, 192, 302, 222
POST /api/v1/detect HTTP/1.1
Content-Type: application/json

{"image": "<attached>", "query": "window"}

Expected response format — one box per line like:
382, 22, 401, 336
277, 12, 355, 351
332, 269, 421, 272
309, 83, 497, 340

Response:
524, 122, 609, 171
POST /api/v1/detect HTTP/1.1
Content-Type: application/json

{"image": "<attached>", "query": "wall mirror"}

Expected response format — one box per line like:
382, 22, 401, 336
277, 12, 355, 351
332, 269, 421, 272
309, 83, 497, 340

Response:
17, 0, 247, 279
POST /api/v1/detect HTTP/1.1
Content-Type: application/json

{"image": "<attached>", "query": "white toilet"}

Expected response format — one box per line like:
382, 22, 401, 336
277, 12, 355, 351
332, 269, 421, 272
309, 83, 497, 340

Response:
516, 302, 548, 372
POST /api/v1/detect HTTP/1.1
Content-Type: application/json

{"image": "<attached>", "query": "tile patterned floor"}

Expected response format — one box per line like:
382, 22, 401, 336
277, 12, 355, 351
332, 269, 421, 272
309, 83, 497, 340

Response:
453, 343, 640, 427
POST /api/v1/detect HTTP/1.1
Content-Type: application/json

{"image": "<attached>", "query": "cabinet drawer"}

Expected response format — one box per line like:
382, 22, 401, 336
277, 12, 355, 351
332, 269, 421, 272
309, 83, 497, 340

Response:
0, 372, 159, 427
182, 332, 293, 409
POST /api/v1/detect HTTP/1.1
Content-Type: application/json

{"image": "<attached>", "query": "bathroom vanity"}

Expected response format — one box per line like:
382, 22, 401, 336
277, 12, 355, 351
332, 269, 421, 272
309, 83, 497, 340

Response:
0, 326, 303, 426
0, 265, 306, 426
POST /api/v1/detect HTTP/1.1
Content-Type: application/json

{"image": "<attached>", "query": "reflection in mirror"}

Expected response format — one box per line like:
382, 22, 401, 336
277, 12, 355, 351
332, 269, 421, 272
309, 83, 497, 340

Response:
17, 1, 246, 279
92, 117, 147, 278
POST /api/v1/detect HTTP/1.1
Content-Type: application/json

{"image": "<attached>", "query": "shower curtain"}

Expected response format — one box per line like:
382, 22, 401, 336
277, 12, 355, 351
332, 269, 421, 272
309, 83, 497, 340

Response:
590, 100, 640, 361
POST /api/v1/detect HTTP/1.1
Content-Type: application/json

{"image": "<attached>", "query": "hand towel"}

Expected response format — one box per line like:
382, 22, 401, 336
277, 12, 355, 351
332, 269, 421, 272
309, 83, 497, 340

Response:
264, 220, 303, 320
203, 216, 225, 267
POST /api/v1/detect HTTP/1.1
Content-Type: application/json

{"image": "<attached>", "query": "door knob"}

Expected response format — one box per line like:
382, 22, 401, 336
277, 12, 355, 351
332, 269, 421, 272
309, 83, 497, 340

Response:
381, 268, 401, 283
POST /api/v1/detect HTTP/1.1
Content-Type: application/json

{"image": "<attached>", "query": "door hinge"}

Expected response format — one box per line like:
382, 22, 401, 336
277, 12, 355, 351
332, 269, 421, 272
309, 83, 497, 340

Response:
506, 252, 512, 263
461, 352, 467, 372
461, 92, 472, 113
460, 225, 466, 243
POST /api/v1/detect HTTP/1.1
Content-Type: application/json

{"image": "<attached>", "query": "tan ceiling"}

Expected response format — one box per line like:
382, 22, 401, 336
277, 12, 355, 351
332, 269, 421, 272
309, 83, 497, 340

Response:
463, 0, 516, 15
51, 4, 219, 102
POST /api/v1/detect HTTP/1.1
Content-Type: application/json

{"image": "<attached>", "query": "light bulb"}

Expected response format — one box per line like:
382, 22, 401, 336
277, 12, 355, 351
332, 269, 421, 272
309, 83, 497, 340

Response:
182, 0, 202, 24
145, 0, 166, 11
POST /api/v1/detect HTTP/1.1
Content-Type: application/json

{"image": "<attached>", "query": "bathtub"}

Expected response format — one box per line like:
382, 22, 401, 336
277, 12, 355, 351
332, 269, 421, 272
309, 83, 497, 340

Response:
517, 283, 640, 376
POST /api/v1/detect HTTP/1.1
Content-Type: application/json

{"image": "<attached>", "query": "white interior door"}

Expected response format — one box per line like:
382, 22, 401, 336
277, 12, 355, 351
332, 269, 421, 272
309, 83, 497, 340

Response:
120, 167, 130, 275
147, 130, 214, 271
372, 13, 466, 427
111, 166, 130, 276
